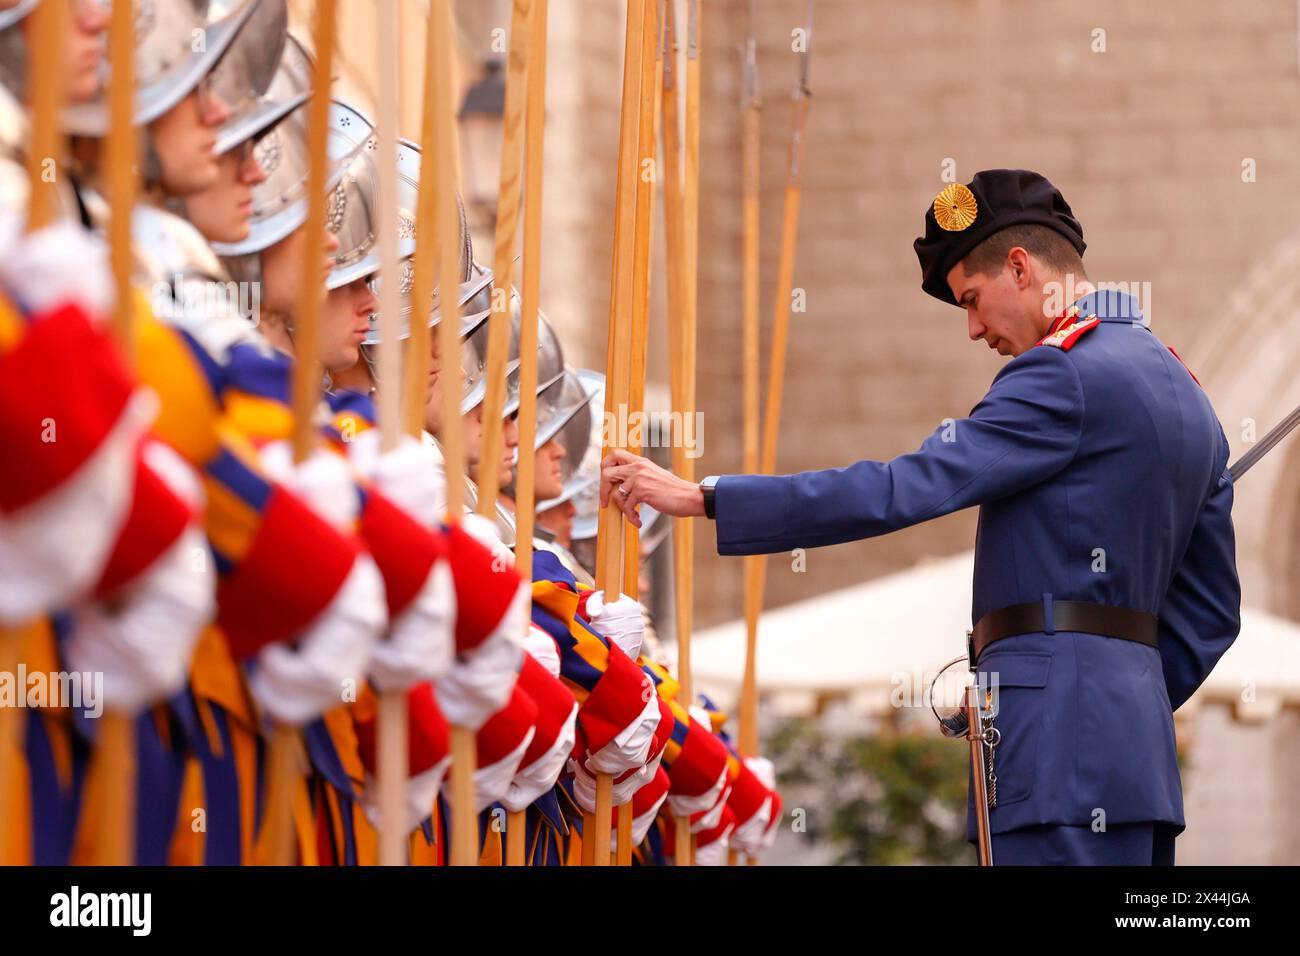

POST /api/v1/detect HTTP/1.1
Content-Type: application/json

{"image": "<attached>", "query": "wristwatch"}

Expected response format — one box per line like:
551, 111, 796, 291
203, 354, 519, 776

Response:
700, 475, 720, 520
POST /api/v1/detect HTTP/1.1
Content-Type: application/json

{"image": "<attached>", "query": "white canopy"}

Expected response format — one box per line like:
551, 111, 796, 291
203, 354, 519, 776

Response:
689, 551, 1300, 723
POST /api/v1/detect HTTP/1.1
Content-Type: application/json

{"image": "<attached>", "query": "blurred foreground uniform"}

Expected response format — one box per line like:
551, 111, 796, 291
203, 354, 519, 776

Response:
707, 170, 1241, 865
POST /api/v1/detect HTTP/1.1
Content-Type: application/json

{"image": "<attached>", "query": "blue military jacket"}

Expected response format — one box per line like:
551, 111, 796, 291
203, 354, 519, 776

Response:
713, 291, 1241, 836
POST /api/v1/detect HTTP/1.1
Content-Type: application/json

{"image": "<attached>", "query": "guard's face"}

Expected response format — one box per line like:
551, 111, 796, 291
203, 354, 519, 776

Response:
537, 499, 576, 548
260, 223, 340, 317
322, 276, 378, 374
424, 341, 465, 438
149, 82, 231, 197
463, 405, 484, 472
183, 140, 267, 244
499, 414, 520, 489
35, 0, 110, 104
534, 437, 565, 502
947, 254, 1043, 357
423, 325, 441, 402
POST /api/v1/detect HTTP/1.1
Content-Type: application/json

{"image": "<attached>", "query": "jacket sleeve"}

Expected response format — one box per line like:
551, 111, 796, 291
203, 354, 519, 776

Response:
1156, 442, 1241, 711
714, 344, 1085, 555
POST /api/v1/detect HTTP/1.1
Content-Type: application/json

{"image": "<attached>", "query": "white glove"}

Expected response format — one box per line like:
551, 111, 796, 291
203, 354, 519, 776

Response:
64, 441, 210, 716
583, 591, 645, 661
569, 752, 655, 812
762, 812, 780, 850
0, 218, 113, 318
584, 685, 660, 776
367, 558, 455, 693
500, 701, 578, 813
0, 389, 157, 624
249, 554, 386, 726
259, 444, 360, 531
472, 728, 534, 814
66, 522, 213, 718
746, 755, 776, 790
730, 756, 776, 856
729, 794, 773, 857
360, 432, 448, 530
690, 781, 732, 834
749, 756, 782, 849
693, 823, 735, 866
359, 754, 451, 835
436, 617, 526, 730
632, 788, 669, 844
522, 624, 561, 678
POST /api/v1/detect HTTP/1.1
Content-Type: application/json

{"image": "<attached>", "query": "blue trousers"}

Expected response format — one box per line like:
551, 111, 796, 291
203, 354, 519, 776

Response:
985, 822, 1179, 866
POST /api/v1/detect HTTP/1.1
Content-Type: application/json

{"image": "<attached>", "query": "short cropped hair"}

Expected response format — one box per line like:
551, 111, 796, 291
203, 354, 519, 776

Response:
961, 224, 1085, 279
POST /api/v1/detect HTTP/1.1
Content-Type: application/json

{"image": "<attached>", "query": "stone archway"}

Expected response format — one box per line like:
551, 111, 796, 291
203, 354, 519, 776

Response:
1176, 229, 1300, 864
1189, 226, 1300, 622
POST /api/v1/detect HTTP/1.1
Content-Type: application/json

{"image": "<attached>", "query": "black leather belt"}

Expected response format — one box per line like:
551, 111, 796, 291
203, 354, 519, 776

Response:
969, 599, 1158, 667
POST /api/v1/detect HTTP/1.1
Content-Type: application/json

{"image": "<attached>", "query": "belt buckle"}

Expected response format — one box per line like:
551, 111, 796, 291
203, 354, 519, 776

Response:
965, 628, 975, 671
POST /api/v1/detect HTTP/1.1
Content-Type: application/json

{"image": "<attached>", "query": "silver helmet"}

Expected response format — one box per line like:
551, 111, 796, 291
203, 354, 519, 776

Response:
213, 38, 361, 260
534, 366, 597, 453
62, 0, 262, 137
0, 0, 37, 33
460, 315, 522, 417
538, 368, 604, 519
506, 306, 566, 415
0, 2, 38, 100
358, 136, 477, 342
326, 133, 473, 295
454, 259, 494, 338
363, 257, 494, 347
208, 0, 305, 156
324, 116, 421, 291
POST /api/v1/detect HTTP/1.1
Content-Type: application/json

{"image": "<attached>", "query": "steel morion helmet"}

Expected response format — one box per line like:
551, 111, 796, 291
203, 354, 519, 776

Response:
207, 0, 308, 156
538, 369, 603, 520
0, 1, 37, 33
364, 257, 494, 347
323, 101, 422, 291
534, 367, 598, 454
61, 0, 262, 136
505, 307, 567, 418
460, 316, 522, 417
213, 36, 363, 264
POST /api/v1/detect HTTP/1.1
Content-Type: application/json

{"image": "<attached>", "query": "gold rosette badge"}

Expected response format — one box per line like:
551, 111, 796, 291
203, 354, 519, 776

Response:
933, 183, 978, 232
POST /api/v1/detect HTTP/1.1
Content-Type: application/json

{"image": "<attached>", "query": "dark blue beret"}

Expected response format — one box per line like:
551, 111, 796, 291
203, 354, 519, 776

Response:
913, 169, 1085, 306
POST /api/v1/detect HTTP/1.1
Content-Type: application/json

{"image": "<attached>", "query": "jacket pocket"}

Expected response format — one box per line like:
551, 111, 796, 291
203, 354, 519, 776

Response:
977, 651, 1051, 807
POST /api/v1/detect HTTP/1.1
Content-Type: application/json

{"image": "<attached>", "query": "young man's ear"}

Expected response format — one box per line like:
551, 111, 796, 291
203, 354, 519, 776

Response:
1007, 246, 1033, 290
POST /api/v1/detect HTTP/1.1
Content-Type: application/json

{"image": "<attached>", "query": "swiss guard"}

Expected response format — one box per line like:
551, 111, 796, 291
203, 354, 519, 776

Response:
599, 168, 1242, 866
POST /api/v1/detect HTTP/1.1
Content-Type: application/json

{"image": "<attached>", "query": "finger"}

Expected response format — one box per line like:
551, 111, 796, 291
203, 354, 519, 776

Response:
616, 477, 636, 508
599, 465, 631, 507
601, 449, 637, 469
616, 485, 642, 528
613, 480, 641, 525
604, 464, 640, 484
622, 487, 645, 528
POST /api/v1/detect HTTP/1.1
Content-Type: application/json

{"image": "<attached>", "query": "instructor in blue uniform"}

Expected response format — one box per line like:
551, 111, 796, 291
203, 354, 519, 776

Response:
599, 169, 1241, 865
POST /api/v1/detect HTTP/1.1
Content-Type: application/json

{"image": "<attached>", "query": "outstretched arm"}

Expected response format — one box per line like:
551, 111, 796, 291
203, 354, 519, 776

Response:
601, 345, 1084, 556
